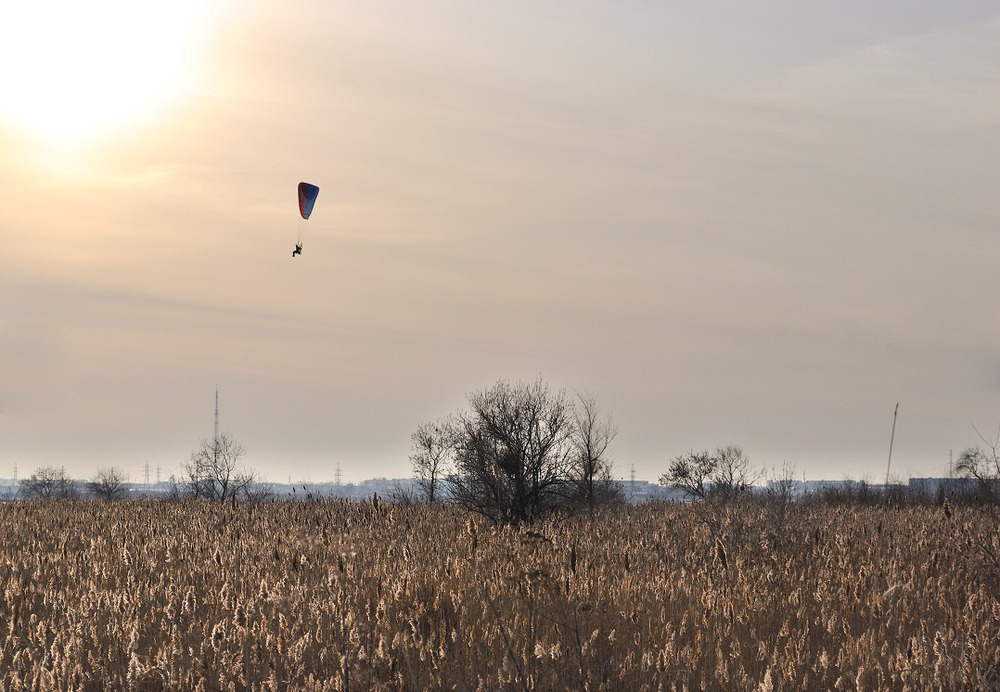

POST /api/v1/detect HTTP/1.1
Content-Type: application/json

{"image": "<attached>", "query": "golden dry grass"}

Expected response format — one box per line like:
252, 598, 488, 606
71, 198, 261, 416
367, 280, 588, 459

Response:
0, 499, 996, 690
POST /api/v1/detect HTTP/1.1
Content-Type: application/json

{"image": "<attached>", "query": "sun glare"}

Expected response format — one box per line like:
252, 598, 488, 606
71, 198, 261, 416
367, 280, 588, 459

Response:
0, 2, 213, 146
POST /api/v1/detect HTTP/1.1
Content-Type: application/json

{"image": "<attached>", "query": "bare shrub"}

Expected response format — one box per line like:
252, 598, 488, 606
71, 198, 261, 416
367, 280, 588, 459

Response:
87, 467, 130, 501
18, 465, 77, 499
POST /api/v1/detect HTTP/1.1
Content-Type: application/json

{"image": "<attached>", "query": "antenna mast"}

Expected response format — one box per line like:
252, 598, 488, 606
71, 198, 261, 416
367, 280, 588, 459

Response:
213, 387, 220, 464
885, 402, 899, 486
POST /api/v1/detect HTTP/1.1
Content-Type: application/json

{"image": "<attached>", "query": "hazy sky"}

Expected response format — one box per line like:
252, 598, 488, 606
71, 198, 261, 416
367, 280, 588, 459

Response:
2, 1, 999, 484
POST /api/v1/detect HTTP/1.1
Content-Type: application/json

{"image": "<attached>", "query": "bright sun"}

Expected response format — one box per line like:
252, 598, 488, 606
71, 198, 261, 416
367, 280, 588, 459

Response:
0, 2, 213, 146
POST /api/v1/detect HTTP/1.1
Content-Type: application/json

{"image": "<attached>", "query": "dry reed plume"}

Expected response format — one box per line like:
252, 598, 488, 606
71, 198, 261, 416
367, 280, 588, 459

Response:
0, 499, 996, 690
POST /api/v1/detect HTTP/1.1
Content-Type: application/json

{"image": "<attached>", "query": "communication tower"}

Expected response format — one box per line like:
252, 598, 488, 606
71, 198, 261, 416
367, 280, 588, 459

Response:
212, 386, 222, 471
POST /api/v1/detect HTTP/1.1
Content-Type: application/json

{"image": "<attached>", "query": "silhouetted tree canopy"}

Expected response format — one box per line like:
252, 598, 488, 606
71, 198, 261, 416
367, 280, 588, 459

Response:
183, 432, 256, 502
660, 446, 760, 501
87, 467, 129, 501
410, 378, 620, 524
20, 466, 77, 500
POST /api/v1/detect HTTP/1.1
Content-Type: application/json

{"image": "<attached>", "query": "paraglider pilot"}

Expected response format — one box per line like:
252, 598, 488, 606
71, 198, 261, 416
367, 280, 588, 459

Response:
292, 243, 302, 257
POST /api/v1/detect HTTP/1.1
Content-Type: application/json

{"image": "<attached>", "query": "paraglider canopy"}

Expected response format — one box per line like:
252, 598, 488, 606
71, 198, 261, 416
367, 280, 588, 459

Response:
298, 182, 320, 220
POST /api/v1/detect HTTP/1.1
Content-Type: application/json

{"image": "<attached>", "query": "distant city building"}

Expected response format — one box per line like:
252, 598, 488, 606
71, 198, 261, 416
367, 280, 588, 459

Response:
0, 475, 990, 503
907, 476, 984, 499
0, 480, 18, 500
618, 480, 687, 502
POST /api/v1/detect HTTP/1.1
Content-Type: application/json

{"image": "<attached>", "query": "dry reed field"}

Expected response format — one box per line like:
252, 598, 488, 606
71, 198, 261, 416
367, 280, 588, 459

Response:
1, 498, 997, 690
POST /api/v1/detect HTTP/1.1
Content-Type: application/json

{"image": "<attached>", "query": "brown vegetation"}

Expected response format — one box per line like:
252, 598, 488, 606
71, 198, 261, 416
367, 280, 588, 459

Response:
0, 499, 996, 689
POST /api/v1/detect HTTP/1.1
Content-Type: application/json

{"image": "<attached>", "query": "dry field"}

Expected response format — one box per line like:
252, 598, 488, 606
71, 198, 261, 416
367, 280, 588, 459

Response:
0, 498, 997, 690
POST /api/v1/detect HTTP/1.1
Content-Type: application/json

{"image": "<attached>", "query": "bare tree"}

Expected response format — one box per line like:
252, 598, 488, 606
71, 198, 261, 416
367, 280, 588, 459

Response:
660, 449, 716, 500
446, 379, 576, 525
20, 466, 77, 499
571, 391, 620, 513
184, 432, 255, 502
87, 467, 130, 501
410, 418, 455, 502
766, 461, 799, 503
660, 446, 760, 501
415, 379, 622, 523
242, 479, 274, 505
956, 424, 1000, 503
711, 445, 761, 500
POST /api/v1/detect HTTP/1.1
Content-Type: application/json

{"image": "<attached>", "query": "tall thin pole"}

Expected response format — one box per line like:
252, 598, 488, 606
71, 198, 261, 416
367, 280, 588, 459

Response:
885, 402, 899, 486
213, 387, 220, 465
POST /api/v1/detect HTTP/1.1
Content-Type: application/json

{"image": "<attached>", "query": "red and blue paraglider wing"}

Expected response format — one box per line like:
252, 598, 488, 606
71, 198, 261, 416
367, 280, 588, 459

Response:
298, 182, 320, 220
